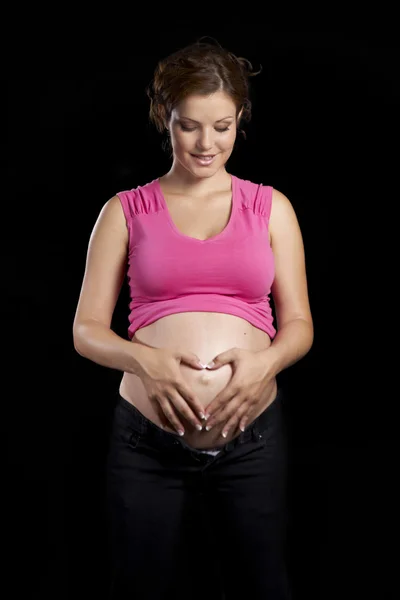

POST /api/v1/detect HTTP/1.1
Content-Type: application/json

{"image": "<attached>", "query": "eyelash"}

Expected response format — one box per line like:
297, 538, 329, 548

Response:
180, 125, 230, 133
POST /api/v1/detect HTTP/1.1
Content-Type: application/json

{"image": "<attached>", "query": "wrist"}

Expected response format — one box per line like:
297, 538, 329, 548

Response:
256, 346, 283, 379
128, 342, 154, 377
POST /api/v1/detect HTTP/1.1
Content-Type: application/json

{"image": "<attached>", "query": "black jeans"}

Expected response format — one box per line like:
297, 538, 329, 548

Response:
105, 386, 292, 599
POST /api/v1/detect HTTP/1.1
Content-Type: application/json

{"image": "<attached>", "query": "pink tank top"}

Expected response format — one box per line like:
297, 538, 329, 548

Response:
117, 174, 276, 340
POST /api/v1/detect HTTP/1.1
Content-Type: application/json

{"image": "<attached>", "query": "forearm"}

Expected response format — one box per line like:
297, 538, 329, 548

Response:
73, 319, 149, 376
259, 318, 314, 378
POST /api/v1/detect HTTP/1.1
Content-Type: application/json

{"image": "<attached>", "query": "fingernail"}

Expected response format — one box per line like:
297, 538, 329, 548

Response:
205, 425, 212, 431
204, 413, 211, 421
221, 431, 228, 438
178, 430, 184, 436
196, 424, 203, 431
199, 412, 206, 420
206, 361, 215, 368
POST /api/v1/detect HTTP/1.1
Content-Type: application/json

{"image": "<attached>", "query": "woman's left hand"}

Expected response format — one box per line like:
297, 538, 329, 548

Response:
202, 347, 275, 438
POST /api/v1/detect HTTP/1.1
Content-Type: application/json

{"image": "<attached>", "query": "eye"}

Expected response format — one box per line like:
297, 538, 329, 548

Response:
180, 125, 230, 133
180, 125, 196, 132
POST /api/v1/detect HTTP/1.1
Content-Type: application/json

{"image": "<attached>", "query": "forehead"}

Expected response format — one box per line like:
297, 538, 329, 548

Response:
173, 91, 236, 116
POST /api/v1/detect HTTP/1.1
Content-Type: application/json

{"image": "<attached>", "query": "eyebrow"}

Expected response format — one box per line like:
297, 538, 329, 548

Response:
179, 115, 234, 124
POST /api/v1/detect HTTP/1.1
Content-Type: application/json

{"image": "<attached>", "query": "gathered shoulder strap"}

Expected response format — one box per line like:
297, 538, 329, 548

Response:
253, 183, 273, 223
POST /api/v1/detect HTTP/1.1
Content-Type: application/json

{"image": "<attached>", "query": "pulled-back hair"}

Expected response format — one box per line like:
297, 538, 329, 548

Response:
145, 36, 262, 152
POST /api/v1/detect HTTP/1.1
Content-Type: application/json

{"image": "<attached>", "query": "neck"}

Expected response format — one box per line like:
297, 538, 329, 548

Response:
162, 163, 231, 195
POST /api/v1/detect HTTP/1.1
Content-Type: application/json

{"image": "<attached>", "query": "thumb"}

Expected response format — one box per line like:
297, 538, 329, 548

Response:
205, 349, 235, 369
178, 352, 207, 369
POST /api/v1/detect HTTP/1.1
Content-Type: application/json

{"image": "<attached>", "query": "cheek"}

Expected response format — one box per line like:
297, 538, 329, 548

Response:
220, 132, 237, 151
171, 132, 191, 151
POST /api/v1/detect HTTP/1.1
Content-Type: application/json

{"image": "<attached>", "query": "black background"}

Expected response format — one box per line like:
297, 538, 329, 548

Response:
6, 25, 399, 599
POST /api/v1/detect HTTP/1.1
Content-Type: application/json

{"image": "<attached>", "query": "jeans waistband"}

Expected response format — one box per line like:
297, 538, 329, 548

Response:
113, 386, 285, 453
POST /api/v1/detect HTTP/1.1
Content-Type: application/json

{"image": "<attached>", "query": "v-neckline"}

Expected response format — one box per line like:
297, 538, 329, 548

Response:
155, 174, 237, 243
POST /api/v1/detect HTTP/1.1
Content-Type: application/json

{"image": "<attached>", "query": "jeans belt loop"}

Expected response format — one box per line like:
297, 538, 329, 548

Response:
251, 422, 260, 442
225, 440, 234, 452
138, 413, 146, 437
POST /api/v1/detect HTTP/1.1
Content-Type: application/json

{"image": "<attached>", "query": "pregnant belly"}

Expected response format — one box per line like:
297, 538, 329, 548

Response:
119, 312, 276, 450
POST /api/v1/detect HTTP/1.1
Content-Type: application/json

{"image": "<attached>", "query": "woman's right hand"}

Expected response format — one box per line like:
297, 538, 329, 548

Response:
137, 346, 207, 435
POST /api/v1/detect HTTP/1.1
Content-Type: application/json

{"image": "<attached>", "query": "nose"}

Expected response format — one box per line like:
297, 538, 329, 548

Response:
195, 128, 214, 152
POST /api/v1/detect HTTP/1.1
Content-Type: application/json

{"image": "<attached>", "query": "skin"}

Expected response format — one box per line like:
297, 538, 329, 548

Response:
162, 90, 243, 194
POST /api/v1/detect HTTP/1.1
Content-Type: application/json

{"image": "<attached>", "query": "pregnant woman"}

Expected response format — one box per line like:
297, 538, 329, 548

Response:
73, 36, 314, 600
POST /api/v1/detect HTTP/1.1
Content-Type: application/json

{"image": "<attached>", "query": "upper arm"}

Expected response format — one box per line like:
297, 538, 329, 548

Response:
269, 189, 313, 329
73, 194, 129, 331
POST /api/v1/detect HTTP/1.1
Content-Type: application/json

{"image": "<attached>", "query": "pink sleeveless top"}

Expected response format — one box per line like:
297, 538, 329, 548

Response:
117, 174, 276, 340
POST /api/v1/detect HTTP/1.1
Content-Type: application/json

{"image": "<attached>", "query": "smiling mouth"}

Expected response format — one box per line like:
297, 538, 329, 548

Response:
191, 154, 215, 158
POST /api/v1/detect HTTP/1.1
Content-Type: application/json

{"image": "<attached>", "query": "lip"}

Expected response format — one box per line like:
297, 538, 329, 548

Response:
191, 154, 215, 158
190, 154, 217, 167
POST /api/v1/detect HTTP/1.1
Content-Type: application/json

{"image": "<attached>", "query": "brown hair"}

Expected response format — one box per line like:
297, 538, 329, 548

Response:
145, 36, 262, 153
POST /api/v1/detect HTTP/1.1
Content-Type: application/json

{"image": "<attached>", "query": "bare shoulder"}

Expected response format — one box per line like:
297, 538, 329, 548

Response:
270, 187, 298, 219
93, 194, 128, 238
269, 188, 301, 242
73, 194, 129, 330
268, 188, 313, 326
